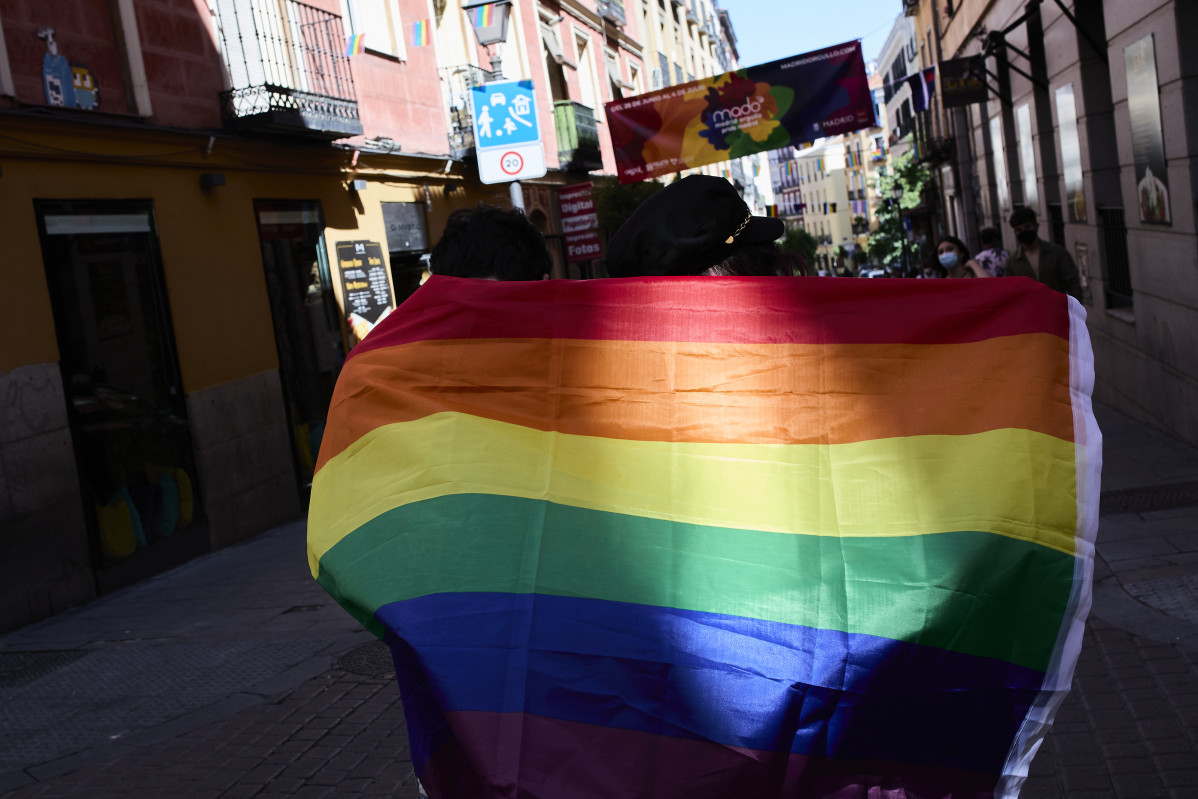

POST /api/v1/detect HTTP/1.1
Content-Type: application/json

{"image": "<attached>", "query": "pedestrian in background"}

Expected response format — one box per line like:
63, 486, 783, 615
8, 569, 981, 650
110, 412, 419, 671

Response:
1005, 208, 1082, 300
974, 226, 1009, 277
936, 235, 990, 279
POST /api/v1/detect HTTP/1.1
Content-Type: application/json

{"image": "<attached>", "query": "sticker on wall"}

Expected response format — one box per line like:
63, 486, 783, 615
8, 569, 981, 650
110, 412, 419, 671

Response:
71, 62, 99, 109
37, 27, 98, 109
38, 27, 74, 107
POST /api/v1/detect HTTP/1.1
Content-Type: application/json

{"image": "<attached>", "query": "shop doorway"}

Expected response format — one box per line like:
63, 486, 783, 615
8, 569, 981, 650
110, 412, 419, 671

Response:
35, 200, 206, 593
254, 201, 345, 501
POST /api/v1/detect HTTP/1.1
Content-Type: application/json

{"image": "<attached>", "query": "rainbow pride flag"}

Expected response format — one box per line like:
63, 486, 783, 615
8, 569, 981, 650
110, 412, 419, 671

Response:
412, 19, 430, 47
309, 276, 1100, 798
344, 33, 365, 57
471, 4, 494, 27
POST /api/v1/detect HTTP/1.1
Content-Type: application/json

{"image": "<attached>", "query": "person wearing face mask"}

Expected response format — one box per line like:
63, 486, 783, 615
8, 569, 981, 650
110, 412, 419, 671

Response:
935, 236, 990, 279
1004, 208, 1082, 300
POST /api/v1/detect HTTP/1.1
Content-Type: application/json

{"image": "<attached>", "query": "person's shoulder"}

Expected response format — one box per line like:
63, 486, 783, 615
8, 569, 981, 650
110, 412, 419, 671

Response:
1042, 239, 1075, 262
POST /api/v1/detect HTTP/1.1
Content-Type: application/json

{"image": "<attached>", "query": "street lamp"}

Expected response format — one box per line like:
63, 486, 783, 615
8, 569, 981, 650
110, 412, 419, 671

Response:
463, 0, 511, 79
890, 184, 909, 277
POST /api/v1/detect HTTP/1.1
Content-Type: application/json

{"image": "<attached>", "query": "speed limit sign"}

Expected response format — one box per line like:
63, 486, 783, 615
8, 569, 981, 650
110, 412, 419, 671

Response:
500, 151, 524, 175
478, 142, 546, 183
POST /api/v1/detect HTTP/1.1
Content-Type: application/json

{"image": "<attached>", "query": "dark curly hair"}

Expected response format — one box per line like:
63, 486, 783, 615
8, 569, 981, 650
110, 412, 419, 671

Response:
430, 204, 551, 281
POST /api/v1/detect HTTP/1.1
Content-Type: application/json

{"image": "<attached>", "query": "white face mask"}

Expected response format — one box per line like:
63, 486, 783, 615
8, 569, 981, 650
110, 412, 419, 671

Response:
938, 252, 960, 269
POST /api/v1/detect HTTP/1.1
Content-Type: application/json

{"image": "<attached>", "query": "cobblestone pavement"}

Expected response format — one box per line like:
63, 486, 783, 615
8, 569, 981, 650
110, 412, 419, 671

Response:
1, 401, 1196, 797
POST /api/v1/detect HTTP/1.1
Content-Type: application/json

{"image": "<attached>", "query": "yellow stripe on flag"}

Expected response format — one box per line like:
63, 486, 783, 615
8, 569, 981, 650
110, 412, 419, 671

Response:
308, 413, 1078, 574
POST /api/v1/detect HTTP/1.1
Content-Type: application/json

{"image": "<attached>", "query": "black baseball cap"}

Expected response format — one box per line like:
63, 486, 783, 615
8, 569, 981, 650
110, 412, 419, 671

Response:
605, 175, 785, 277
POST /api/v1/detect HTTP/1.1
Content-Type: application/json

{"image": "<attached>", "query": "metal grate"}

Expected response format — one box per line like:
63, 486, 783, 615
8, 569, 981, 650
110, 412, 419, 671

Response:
0, 651, 89, 689
214, 0, 361, 136
1100, 481, 1198, 515
338, 641, 395, 678
442, 63, 496, 157
1099, 206, 1133, 309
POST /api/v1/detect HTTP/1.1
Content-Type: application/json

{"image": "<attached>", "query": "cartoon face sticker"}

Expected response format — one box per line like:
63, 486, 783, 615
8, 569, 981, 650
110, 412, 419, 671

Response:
70, 63, 98, 109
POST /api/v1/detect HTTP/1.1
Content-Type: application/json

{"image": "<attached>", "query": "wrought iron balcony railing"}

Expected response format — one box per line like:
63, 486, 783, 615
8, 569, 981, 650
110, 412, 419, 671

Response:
214, 0, 362, 138
442, 64, 497, 159
554, 101, 602, 172
596, 0, 626, 27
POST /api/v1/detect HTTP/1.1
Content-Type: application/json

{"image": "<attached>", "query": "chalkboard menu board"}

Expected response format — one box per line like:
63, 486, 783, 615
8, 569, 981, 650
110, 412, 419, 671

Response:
381, 202, 429, 253
335, 240, 393, 344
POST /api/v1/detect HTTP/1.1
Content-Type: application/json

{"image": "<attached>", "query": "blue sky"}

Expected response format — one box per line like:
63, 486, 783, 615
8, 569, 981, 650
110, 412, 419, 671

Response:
716, 0, 905, 68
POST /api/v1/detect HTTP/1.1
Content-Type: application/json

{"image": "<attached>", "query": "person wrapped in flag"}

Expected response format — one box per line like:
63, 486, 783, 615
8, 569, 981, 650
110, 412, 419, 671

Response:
308, 176, 1100, 797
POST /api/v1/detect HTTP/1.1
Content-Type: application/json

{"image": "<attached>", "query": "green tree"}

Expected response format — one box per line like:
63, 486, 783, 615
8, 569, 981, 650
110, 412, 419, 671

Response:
868, 151, 931, 274
778, 226, 818, 275
852, 245, 869, 269
592, 176, 667, 241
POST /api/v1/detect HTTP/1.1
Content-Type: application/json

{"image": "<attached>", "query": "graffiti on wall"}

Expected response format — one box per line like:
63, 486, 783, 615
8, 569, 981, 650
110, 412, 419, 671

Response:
37, 27, 99, 110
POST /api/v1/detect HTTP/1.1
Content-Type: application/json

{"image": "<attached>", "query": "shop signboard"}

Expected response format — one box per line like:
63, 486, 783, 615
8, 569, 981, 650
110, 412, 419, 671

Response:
604, 41, 875, 184
381, 202, 429, 253
335, 240, 394, 343
940, 56, 987, 108
558, 182, 603, 263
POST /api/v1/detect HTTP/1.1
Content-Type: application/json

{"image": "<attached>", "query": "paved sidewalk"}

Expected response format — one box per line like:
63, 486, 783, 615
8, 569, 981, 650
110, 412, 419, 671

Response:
1, 401, 1197, 797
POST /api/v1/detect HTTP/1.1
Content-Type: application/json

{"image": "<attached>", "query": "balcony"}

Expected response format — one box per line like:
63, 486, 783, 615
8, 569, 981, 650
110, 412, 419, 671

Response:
442, 64, 497, 160
214, 0, 362, 139
554, 101, 602, 172
596, 0, 626, 27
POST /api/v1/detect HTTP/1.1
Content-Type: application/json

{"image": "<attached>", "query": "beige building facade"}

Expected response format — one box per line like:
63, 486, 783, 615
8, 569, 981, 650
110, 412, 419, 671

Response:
922, 0, 1198, 445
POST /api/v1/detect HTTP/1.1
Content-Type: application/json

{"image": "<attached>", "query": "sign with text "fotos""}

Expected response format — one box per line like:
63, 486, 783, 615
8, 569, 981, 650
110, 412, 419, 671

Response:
470, 79, 547, 184
558, 182, 603, 263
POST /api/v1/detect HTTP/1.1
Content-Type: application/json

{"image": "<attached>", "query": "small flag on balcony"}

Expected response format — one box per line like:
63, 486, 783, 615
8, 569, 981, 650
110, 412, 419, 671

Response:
412, 19, 430, 46
907, 67, 936, 113
471, 4, 494, 27
345, 34, 365, 56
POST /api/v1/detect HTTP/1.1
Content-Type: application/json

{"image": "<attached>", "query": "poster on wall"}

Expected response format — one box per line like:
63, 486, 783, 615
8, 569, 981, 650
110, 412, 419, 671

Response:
1015, 104, 1039, 212
335, 240, 393, 345
990, 117, 1011, 214
1075, 242, 1092, 306
605, 41, 875, 184
1055, 84, 1086, 223
1124, 35, 1170, 225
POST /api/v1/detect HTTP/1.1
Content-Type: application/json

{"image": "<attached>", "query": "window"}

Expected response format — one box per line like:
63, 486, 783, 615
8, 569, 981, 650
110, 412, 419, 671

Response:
990, 116, 1010, 213
576, 34, 599, 110
343, 0, 406, 60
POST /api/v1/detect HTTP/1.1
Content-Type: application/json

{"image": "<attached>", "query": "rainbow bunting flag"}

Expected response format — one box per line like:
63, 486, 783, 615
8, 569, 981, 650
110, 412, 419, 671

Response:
345, 33, 365, 56
411, 19, 430, 46
309, 276, 1100, 798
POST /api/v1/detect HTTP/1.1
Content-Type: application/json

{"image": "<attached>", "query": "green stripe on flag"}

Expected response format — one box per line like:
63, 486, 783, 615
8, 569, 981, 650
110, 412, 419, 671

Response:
315, 493, 1074, 671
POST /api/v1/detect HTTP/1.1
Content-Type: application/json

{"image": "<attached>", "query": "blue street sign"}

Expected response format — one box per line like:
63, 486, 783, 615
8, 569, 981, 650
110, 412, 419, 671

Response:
470, 79, 541, 149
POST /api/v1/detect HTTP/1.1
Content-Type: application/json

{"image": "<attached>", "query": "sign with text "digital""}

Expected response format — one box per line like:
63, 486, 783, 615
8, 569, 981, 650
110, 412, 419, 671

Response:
558, 182, 603, 263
